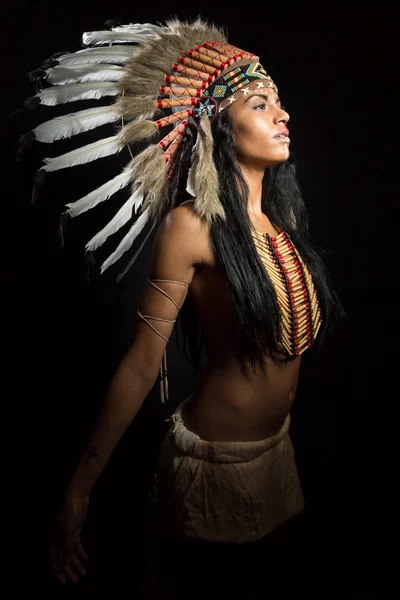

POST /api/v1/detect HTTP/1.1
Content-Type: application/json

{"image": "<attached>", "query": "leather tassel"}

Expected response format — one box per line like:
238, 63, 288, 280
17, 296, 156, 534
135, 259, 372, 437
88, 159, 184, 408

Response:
160, 349, 169, 403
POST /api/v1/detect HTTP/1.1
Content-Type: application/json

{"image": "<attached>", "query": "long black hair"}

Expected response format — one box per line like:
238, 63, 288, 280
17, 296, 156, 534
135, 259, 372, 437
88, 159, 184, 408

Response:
171, 108, 346, 376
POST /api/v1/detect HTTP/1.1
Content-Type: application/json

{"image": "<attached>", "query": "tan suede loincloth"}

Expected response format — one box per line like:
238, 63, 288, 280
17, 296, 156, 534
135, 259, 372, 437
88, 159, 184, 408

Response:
141, 394, 305, 597
146, 393, 305, 545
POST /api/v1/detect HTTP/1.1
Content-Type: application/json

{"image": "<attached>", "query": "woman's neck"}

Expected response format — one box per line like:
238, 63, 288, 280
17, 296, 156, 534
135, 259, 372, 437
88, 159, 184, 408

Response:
238, 164, 265, 217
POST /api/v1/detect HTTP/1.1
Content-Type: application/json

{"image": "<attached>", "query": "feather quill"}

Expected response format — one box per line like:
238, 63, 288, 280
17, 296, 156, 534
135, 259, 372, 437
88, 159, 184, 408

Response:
132, 186, 145, 212
32, 106, 120, 143
186, 156, 197, 198
41, 135, 121, 172
82, 30, 158, 46
33, 82, 119, 106
45, 64, 123, 85
99, 206, 151, 273
186, 133, 200, 197
115, 220, 158, 283
85, 187, 144, 251
64, 164, 134, 218
111, 23, 161, 34
56, 46, 136, 66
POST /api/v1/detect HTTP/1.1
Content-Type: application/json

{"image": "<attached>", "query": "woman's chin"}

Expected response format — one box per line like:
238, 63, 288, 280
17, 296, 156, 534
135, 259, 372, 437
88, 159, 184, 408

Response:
264, 153, 290, 168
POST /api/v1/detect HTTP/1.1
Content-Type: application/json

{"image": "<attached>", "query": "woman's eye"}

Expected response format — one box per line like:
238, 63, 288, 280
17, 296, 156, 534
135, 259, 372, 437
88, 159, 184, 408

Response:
254, 103, 266, 110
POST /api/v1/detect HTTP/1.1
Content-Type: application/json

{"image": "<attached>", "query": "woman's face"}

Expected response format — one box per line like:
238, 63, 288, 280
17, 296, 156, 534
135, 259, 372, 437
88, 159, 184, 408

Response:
228, 88, 290, 169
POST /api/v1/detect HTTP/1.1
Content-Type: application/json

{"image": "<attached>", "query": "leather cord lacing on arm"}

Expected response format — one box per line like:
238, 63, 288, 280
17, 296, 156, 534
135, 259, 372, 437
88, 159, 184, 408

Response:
137, 278, 189, 403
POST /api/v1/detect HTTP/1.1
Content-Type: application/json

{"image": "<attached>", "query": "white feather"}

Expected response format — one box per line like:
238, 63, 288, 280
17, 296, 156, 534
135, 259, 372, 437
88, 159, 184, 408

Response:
186, 156, 198, 198
33, 106, 120, 143
57, 46, 136, 66
85, 187, 144, 251
115, 220, 157, 283
75, 44, 135, 53
41, 135, 121, 172
46, 64, 123, 85
133, 187, 145, 212
110, 23, 161, 35
65, 165, 133, 218
100, 206, 151, 273
82, 30, 156, 46
186, 135, 200, 197
36, 82, 119, 106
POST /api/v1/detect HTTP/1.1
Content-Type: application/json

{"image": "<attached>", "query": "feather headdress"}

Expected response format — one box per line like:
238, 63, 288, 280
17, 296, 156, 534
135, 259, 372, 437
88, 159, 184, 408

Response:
16, 18, 283, 404
19, 18, 278, 277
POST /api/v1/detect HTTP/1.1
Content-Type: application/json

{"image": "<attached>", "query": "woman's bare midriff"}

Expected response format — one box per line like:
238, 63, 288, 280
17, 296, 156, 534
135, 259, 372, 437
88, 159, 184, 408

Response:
182, 356, 301, 442
179, 200, 302, 443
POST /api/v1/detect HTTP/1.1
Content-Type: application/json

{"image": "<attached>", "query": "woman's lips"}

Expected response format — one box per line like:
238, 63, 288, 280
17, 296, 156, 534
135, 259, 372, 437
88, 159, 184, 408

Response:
274, 134, 290, 142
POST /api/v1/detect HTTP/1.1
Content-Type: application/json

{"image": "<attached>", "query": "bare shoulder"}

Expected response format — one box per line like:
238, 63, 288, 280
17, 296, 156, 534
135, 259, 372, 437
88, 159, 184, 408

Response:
162, 199, 209, 266
171, 199, 206, 231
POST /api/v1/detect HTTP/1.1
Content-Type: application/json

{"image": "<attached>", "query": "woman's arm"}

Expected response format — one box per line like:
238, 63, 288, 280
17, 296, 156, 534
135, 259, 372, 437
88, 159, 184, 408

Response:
65, 203, 202, 498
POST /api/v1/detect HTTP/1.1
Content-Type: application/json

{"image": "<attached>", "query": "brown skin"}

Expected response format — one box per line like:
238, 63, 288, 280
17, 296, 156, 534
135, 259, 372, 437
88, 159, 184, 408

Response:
229, 87, 290, 217
49, 86, 298, 585
181, 88, 298, 441
181, 202, 301, 443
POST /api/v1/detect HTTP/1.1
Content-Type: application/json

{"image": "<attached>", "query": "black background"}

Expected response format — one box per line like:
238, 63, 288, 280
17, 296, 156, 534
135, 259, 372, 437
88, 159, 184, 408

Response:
4, 3, 390, 597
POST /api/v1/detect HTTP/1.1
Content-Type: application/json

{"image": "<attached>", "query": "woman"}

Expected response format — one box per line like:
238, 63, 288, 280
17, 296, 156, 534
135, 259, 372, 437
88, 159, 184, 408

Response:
19, 18, 344, 593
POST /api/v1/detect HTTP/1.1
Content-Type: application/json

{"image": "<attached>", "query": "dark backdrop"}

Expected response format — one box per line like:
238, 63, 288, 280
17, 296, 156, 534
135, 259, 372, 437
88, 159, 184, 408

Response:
4, 2, 381, 596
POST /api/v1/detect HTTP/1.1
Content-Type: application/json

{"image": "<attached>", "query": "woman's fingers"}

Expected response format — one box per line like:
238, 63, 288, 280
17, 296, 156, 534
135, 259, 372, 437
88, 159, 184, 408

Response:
49, 543, 66, 584
70, 554, 87, 577
56, 571, 67, 585
49, 545, 69, 585
49, 535, 88, 584
61, 564, 79, 584
49, 542, 56, 572
49, 535, 65, 578
49, 496, 90, 585
75, 538, 89, 562
62, 533, 75, 566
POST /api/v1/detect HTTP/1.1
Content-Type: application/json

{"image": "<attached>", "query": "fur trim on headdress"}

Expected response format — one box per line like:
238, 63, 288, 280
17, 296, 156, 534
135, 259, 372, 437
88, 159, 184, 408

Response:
119, 19, 227, 96
118, 119, 158, 147
129, 145, 170, 217
192, 115, 225, 224
115, 95, 158, 120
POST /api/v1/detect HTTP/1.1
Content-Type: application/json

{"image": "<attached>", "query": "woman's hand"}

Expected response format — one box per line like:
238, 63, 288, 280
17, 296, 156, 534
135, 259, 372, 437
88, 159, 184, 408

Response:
49, 492, 89, 584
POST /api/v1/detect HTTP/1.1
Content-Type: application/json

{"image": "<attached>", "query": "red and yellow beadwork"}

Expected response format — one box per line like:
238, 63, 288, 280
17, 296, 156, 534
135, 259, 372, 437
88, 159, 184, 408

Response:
251, 228, 323, 357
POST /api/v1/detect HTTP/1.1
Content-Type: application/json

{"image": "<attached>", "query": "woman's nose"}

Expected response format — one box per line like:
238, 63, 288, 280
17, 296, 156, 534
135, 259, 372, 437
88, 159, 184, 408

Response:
278, 107, 290, 124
